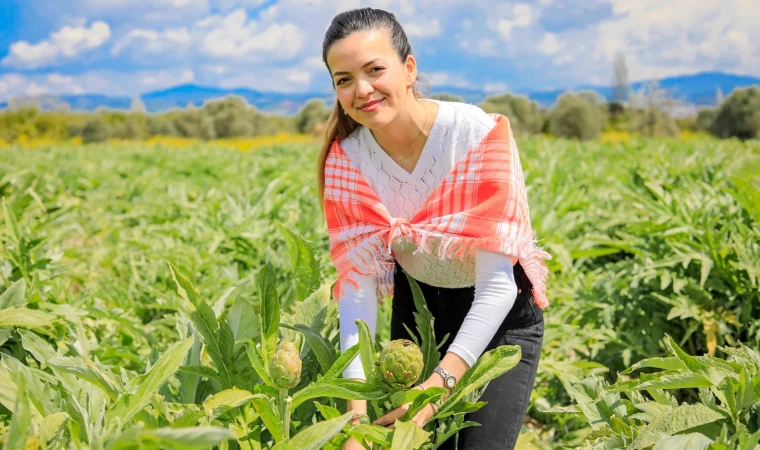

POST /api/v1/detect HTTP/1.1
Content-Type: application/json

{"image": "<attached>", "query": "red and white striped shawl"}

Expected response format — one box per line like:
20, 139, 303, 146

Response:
323, 114, 551, 309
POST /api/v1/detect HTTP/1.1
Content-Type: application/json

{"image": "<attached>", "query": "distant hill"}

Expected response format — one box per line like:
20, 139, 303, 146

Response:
1, 71, 758, 115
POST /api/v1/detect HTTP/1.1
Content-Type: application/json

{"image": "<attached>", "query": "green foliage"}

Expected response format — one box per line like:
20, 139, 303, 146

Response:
294, 99, 330, 134
549, 91, 605, 140
551, 335, 760, 449
711, 86, 760, 140
1, 137, 758, 449
479, 92, 544, 136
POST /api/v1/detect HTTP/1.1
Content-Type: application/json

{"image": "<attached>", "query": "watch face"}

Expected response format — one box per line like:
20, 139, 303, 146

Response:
446, 377, 456, 389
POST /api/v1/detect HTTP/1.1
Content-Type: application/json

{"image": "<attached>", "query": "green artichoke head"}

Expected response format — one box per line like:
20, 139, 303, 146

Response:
377, 339, 423, 388
270, 340, 302, 390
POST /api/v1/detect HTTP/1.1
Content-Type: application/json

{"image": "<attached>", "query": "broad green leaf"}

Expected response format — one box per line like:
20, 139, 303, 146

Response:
275, 221, 322, 301
631, 404, 725, 449
405, 273, 439, 381
290, 378, 387, 410
271, 411, 353, 450
434, 345, 521, 418
19, 329, 83, 398
356, 319, 378, 384
402, 387, 447, 421
257, 261, 280, 367
2, 199, 22, 244
227, 297, 260, 344
0, 279, 25, 310
0, 307, 55, 329
347, 424, 393, 447
322, 345, 360, 380
139, 426, 233, 450
39, 412, 68, 448
169, 262, 235, 389
107, 336, 194, 427
621, 357, 688, 375
652, 432, 714, 450
48, 355, 122, 401
313, 401, 341, 420
665, 335, 735, 386
390, 420, 429, 450
178, 365, 221, 382
203, 387, 255, 419
282, 323, 335, 374
243, 338, 273, 386
250, 394, 282, 443
3, 372, 31, 450
607, 371, 714, 393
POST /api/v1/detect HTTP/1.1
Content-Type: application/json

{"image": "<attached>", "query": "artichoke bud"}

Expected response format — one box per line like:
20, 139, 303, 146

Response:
270, 340, 302, 390
378, 339, 424, 388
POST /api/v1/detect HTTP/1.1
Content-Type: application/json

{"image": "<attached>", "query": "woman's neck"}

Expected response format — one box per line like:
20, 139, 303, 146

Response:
370, 97, 432, 159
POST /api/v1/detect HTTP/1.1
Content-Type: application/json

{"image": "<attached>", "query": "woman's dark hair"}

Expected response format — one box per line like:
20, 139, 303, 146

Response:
316, 8, 424, 214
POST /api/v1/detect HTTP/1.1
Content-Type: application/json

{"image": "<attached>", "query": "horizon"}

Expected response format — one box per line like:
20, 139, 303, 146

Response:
1, 1, 758, 103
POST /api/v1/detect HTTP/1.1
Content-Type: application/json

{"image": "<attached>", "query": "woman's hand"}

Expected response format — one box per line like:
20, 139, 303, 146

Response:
343, 435, 369, 450
372, 385, 438, 429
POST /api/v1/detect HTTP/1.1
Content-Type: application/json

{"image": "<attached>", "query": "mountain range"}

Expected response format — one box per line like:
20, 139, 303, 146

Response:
1, 71, 757, 116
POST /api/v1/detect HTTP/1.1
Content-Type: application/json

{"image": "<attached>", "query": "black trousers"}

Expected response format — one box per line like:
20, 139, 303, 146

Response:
390, 260, 544, 450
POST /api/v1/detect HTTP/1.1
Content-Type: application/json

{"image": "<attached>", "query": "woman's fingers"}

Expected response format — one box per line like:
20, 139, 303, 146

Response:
372, 404, 408, 426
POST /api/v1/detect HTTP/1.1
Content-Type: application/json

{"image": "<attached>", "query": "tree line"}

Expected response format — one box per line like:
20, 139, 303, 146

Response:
1, 85, 758, 144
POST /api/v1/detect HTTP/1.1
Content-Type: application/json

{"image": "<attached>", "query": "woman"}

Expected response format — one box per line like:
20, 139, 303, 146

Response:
318, 7, 551, 450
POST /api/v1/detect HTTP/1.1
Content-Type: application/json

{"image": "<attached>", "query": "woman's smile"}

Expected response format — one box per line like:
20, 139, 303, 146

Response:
358, 98, 384, 112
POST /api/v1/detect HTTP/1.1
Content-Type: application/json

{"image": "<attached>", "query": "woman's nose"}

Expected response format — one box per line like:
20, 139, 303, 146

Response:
356, 79, 373, 97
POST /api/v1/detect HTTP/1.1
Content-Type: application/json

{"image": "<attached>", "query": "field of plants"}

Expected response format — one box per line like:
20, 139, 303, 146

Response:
0, 135, 759, 449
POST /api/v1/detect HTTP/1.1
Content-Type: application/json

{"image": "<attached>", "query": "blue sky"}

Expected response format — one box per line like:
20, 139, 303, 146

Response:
0, 0, 757, 101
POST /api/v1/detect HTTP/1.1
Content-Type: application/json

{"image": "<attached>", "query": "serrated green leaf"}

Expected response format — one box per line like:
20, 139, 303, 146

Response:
0, 279, 25, 310
169, 262, 235, 389
404, 273, 439, 381
272, 411, 353, 450
47, 355, 122, 401
356, 319, 378, 384
250, 394, 282, 443
257, 261, 280, 367
322, 345, 360, 380
631, 404, 725, 449
0, 307, 55, 329
139, 426, 233, 450
434, 345, 521, 419
390, 419, 429, 450
203, 387, 255, 419
275, 221, 322, 301
3, 372, 31, 450
290, 378, 386, 410
107, 336, 193, 427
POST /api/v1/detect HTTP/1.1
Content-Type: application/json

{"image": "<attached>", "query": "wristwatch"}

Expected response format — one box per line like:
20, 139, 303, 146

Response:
433, 366, 457, 390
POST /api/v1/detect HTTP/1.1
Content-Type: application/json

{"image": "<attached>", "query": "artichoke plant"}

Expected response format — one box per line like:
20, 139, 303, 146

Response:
270, 340, 302, 390
377, 339, 424, 388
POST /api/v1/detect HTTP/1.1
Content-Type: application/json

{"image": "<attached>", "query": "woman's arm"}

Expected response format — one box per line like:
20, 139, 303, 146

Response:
425, 249, 519, 391
339, 272, 378, 380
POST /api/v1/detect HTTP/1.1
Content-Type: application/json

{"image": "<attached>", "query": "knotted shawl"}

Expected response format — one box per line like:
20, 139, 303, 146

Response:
324, 114, 552, 308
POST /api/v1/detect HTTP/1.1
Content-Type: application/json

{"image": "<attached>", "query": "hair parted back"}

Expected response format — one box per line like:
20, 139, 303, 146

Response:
317, 7, 425, 216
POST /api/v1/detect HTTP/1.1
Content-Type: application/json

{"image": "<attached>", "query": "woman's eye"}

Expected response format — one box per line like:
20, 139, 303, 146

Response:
336, 77, 349, 86
370, 66, 384, 73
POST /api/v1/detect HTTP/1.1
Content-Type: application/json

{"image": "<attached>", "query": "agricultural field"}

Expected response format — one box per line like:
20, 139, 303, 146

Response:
0, 135, 759, 450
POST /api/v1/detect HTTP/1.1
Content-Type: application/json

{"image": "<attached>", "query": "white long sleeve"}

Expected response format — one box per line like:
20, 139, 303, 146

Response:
339, 272, 378, 380
446, 249, 518, 368
339, 249, 517, 379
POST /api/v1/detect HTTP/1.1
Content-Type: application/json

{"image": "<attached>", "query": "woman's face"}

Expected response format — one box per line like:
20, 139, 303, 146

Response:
326, 28, 416, 130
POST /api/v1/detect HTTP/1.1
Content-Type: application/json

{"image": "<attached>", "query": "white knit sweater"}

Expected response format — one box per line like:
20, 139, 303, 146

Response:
338, 100, 519, 380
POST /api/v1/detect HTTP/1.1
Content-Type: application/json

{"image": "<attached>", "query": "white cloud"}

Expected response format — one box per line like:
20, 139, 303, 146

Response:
0, 69, 197, 101
512, 3, 535, 27
484, 82, 508, 93
496, 20, 514, 40
2, 21, 111, 69
403, 19, 441, 38
424, 71, 470, 88
198, 9, 303, 59
111, 28, 191, 56
538, 33, 563, 55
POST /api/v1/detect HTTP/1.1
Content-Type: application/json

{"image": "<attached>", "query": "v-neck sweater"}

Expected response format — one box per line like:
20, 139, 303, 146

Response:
337, 100, 519, 379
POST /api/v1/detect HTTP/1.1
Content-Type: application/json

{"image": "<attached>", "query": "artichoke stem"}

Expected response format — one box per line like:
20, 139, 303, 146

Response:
279, 388, 290, 441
